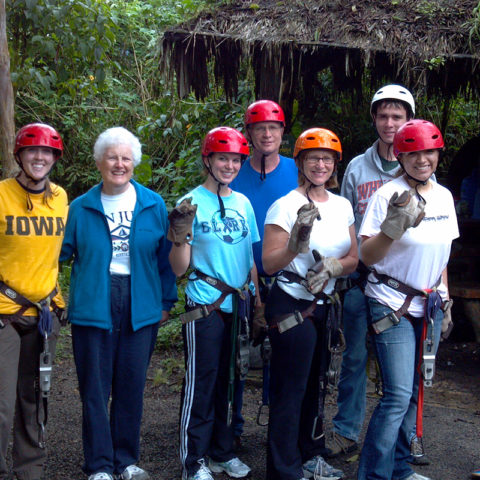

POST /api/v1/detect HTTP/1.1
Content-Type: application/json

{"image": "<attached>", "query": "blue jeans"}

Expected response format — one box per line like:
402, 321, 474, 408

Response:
357, 299, 442, 480
333, 285, 369, 442
72, 275, 160, 476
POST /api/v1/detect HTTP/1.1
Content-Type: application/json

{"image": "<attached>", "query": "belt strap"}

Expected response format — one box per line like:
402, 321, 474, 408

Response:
180, 270, 249, 324
369, 270, 441, 321
0, 281, 58, 319
278, 270, 330, 302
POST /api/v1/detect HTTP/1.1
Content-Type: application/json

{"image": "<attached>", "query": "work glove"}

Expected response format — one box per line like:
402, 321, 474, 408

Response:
287, 202, 320, 254
441, 299, 454, 340
380, 189, 426, 241
251, 304, 267, 347
306, 251, 343, 294
167, 197, 197, 245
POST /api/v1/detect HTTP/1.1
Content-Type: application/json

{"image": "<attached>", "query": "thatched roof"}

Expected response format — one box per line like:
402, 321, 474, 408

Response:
160, 0, 480, 123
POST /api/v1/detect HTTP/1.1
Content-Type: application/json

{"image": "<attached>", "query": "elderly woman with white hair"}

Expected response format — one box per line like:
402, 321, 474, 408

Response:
61, 127, 177, 480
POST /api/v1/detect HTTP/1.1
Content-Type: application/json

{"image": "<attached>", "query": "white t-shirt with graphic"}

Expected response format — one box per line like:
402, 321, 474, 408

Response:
360, 176, 459, 317
181, 185, 260, 313
265, 189, 355, 302
101, 183, 137, 275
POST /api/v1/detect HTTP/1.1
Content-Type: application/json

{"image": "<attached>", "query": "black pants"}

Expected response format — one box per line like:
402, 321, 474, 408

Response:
179, 308, 235, 478
265, 283, 329, 480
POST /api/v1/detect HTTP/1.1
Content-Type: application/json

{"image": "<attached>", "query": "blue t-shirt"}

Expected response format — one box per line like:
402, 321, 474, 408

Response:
230, 155, 298, 276
181, 185, 260, 313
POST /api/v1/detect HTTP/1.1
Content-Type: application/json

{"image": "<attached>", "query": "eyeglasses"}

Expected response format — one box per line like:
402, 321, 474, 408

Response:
304, 156, 335, 166
250, 124, 283, 134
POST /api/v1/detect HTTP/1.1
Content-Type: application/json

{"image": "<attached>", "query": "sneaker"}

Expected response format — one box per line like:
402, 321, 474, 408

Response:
303, 455, 343, 480
325, 430, 358, 458
88, 474, 114, 480
403, 474, 432, 480
187, 460, 214, 480
118, 465, 150, 480
208, 457, 251, 478
472, 468, 480, 478
302, 455, 343, 479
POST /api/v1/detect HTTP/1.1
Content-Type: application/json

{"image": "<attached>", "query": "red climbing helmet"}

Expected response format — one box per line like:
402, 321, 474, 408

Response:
393, 119, 444, 157
14, 123, 63, 157
201, 127, 250, 157
244, 100, 285, 126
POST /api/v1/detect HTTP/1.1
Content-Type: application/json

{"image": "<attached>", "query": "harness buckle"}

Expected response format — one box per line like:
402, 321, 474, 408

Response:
277, 310, 303, 334
371, 311, 400, 334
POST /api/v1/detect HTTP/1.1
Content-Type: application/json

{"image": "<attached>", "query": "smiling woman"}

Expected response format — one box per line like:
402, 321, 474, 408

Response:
0, 123, 67, 480
60, 126, 177, 480
96, 145, 135, 195
168, 126, 257, 480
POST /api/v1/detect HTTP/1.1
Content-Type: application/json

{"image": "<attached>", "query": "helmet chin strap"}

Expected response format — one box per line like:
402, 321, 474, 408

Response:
398, 161, 432, 202
303, 169, 324, 220
205, 158, 227, 219
248, 129, 267, 182
259, 154, 266, 181
16, 157, 53, 187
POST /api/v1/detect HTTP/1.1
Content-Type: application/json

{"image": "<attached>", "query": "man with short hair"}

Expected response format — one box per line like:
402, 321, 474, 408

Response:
328, 85, 424, 461
230, 99, 298, 446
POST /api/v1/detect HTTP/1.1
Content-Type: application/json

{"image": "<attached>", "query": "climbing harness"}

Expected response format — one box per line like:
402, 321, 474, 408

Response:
0, 281, 63, 448
180, 270, 251, 426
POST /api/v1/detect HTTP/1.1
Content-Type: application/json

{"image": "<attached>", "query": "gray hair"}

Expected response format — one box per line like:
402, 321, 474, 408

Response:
93, 127, 142, 166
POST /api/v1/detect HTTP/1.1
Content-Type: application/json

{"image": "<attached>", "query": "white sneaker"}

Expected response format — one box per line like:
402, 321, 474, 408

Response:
118, 465, 150, 480
208, 457, 251, 478
404, 473, 432, 480
187, 460, 214, 480
302, 455, 343, 479
88, 474, 114, 480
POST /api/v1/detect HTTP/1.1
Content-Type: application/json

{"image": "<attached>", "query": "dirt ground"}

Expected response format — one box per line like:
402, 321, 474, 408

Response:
6, 335, 479, 480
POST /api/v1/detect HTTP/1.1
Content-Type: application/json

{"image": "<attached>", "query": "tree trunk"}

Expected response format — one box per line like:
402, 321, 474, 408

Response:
0, 0, 16, 178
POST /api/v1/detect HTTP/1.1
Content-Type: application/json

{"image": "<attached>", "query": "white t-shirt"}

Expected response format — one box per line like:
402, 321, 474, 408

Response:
360, 176, 459, 317
101, 183, 137, 275
265, 189, 354, 301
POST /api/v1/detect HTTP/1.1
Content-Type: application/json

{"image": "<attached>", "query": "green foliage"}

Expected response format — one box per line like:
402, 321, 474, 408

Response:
468, 1, 480, 49
8, 0, 117, 94
138, 87, 250, 206
152, 355, 184, 391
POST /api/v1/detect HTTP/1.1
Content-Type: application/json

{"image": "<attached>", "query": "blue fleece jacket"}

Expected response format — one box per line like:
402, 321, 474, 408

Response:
60, 180, 177, 331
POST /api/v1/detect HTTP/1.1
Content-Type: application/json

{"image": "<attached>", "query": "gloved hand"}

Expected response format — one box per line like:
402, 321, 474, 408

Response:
251, 304, 267, 347
380, 189, 426, 241
306, 255, 343, 294
167, 197, 197, 245
287, 203, 320, 254
441, 299, 454, 340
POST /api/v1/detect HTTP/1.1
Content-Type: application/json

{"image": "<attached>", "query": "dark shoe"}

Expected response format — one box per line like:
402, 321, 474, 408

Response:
325, 430, 358, 458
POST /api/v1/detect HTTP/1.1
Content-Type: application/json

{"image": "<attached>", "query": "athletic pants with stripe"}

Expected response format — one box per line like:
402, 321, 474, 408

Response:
180, 309, 235, 478
265, 283, 329, 480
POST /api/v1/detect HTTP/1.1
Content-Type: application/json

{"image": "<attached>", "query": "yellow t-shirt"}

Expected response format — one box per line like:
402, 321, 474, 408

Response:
0, 178, 68, 315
